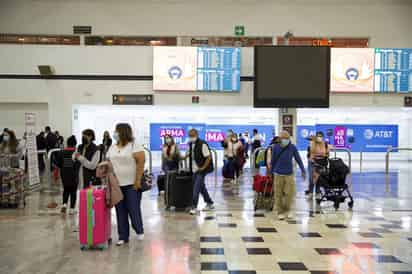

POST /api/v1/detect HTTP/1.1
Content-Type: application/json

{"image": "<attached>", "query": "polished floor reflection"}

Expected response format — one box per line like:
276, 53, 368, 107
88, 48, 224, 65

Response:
1, 164, 412, 274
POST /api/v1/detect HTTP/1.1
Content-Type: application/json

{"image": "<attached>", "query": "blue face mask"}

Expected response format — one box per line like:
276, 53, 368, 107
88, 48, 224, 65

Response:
280, 139, 290, 147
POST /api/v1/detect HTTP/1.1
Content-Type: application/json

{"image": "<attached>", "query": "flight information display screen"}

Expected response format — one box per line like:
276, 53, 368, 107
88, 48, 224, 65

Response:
153, 46, 240, 92
374, 48, 412, 93
197, 47, 240, 92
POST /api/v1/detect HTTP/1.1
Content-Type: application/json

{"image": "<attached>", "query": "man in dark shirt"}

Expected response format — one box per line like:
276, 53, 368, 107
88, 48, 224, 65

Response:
45, 126, 58, 151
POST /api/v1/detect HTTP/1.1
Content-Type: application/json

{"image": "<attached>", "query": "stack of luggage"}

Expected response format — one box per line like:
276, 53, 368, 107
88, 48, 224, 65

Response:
252, 174, 274, 211
0, 154, 25, 209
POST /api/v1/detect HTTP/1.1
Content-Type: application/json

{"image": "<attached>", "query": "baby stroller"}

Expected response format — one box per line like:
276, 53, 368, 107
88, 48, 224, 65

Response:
314, 157, 354, 210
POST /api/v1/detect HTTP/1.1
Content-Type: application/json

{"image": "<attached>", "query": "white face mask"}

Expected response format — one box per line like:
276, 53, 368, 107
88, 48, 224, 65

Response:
3, 135, 10, 142
165, 138, 172, 145
189, 137, 197, 143
113, 132, 119, 142
280, 139, 290, 147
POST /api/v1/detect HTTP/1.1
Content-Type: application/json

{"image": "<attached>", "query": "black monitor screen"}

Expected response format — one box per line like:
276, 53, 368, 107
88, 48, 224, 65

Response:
254, 46, 330, 108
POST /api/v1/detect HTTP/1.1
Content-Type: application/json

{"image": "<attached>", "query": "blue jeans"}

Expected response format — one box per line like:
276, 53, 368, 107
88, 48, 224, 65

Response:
192, 172, 213, 208
115, 185, 143, 241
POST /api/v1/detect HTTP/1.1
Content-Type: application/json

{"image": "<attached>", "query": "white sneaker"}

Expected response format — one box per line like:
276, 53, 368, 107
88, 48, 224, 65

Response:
278, 214, 285, 220
287, 212, 294, 220
137, 234, 144, 241
69, 208, 76, 215
60, 205, 67, 214
203, 204, 215, 211
116, 240, 127, 246
189, 208, 198, 215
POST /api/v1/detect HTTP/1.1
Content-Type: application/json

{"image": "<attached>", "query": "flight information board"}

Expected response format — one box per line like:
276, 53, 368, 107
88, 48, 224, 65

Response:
197, 47, 241, 92
374, 48, 412, 93
153, 46, 240, 92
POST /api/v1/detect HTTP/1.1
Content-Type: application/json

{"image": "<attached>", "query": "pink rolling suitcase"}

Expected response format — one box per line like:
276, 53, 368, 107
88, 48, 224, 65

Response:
79, 187, 112, 250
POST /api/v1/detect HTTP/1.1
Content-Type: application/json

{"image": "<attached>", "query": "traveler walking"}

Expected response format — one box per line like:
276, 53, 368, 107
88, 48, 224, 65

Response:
271, 131, 306, 220
186, 129, 215, 215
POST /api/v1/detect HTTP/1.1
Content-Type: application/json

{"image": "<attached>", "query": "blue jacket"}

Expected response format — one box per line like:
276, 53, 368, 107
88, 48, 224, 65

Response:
271, 143, 305, 175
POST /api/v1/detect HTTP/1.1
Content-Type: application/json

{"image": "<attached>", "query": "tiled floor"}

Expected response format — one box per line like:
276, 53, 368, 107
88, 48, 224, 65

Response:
1, 164, 412, 274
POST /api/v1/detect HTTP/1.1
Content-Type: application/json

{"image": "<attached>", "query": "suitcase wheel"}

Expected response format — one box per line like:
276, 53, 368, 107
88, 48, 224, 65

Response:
80, 245, 87, 251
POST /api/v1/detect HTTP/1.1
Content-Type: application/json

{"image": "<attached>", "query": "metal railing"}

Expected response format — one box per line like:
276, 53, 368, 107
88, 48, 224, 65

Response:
143, 146, 153, 174
210, 149, 218, 184
385, 147, 412, 174
330, 148, 352, 172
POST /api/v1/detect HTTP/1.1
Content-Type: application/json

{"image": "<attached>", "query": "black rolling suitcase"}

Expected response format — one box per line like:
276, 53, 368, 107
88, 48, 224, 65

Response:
165, 171, 193, 210
157, 174, 166, 194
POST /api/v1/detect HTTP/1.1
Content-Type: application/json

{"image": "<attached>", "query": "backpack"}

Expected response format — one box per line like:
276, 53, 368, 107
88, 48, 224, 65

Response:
328, 158, 349, 186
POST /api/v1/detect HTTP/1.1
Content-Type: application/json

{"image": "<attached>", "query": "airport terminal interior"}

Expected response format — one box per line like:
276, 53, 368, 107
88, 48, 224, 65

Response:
1, 0, 412, 273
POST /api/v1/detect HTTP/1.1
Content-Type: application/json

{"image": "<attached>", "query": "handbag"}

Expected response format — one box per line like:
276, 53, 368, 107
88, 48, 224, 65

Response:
140, 171, 153, 192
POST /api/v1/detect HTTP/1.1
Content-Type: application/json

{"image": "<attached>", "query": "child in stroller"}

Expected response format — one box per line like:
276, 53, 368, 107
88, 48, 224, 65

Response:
314, 157, 354, 210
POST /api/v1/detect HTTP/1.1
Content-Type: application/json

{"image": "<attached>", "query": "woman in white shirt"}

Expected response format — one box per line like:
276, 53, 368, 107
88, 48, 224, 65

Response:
107, 123, 145, 246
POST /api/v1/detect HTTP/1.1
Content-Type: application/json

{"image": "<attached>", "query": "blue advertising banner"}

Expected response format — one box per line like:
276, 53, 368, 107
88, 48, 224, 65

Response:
149, 123, 275, 151
315, 124, 398, 152
149, 123, 206, 151
296, 125, 316, 151
205, 124, 275, 150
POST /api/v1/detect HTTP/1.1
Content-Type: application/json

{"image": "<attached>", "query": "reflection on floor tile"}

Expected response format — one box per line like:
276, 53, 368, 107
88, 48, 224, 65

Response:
219, 223, 237, 228
278, 262, 308, 271
314, 248, 342, 255
358, 232, 383, 238
228, 271, 257, 274
201, 262, 228, 271
326, 224, 347, 229
369, 227, 393, 233
242, 237, 264, 242
246, 248, 272, 255
352, 242, 380, 249
201, 236, 222, 242
256, 227, 277, 233
201, 248, 225, 255
299, 232, 322, 238
371, 255, 403, 263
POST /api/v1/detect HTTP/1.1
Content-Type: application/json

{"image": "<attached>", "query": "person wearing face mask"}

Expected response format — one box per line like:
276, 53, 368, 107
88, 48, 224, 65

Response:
162, 134, 180, 172
271, 131, 306, 220
186, 129, 214, 215
222, 133, 242, 182
0, 128, 9, 144
0, 130, 24, 167
73, 129, 101, 189
305, 131, 331, 199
